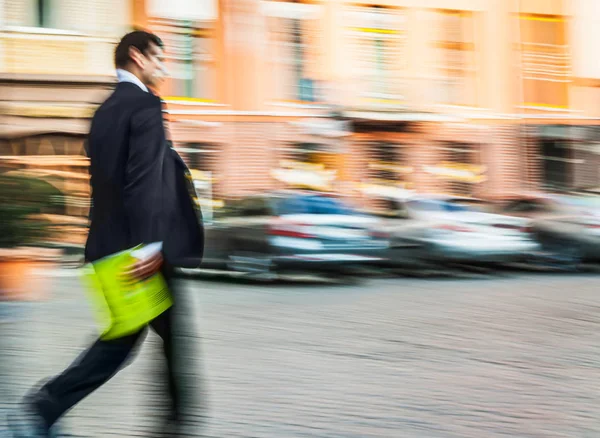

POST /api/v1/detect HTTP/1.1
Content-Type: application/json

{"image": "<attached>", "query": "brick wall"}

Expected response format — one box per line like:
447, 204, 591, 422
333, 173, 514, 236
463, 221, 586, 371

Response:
521, 125, 542, 192
169, 119, 540, 201
485, 125, 525, 198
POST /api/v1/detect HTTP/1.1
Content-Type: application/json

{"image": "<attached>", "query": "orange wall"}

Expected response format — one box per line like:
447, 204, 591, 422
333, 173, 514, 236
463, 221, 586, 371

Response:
139, 0, 598, 121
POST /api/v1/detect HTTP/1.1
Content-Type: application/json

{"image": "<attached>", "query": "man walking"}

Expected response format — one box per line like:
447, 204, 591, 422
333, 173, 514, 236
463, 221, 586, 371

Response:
8, 31, 204, 437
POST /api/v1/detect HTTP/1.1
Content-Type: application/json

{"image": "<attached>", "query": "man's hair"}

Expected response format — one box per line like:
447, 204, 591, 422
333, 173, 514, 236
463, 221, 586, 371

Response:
114, 31, 163, 68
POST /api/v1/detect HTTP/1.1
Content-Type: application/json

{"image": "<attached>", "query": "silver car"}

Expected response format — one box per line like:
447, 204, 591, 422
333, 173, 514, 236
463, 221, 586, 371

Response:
200, 191, 387, 277
378, 196, 540, 265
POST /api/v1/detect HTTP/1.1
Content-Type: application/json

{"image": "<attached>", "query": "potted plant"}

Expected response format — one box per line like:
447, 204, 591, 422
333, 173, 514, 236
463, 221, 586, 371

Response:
0, 173, 64, 300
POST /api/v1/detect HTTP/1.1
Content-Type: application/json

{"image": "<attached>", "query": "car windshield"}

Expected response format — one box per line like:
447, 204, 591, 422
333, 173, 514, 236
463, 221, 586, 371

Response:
548, 196, 591, 210
556, 196, 600, 213
276, 195, 355, 215
408, 200, 471, 213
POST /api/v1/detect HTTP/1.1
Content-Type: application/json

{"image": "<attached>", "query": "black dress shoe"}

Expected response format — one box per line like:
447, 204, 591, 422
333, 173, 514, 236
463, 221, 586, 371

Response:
6, 403, 61, 438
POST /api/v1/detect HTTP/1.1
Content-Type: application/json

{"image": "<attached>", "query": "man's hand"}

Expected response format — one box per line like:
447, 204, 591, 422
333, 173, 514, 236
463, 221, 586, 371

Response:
123, 251, 163, 282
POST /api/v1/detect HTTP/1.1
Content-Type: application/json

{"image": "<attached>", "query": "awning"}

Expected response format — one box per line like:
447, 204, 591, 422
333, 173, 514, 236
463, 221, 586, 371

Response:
423, 162, 487, 184
271, 160, 337, 191
358, 184, 415, 199
289, 119, 352, 138
368, 162, 414, 175
343, 110, 464, 123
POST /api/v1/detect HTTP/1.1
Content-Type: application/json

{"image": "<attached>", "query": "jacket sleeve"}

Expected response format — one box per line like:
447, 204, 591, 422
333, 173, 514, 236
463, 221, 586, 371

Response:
124, 99, 166, 246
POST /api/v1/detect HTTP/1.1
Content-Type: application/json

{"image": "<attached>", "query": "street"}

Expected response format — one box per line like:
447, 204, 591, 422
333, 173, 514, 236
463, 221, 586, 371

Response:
2, 271, 600, 437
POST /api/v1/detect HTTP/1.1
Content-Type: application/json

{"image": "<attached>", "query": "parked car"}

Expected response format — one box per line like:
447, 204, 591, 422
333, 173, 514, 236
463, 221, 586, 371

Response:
200, 191, 388, 278
491, 193, 571, 220
375, 195, 540, 266
494, 194, 600, 265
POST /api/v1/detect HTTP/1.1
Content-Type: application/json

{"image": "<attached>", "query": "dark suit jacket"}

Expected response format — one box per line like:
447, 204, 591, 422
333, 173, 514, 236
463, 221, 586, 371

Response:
84, 82, 204, 268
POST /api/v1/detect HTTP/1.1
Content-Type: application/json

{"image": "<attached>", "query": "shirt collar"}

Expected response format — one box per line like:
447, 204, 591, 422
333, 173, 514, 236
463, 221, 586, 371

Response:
116, 69, 148, 93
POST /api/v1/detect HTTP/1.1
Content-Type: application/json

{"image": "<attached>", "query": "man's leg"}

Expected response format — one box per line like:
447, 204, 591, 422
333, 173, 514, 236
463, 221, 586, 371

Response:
150, 266, 180, 420
149, 308, 179, 416
26, 330, 146, 430
149, 272, 206, 437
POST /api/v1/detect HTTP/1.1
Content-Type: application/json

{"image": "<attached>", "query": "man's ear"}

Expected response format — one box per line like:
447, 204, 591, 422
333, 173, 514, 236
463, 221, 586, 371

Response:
128, 46, 145, 69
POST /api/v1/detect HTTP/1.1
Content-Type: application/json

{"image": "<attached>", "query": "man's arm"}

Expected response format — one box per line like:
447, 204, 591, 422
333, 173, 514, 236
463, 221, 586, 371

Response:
124, 99, 165, 246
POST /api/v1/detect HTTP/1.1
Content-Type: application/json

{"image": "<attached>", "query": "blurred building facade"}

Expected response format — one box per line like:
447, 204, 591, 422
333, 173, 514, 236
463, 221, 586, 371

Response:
146, 0, 600, 200
2, 0, 600, 216
0, 0, 133, 242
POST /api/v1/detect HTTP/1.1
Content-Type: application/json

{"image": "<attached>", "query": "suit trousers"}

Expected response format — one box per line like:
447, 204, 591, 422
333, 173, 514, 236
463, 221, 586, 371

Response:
31, 271, 190, 432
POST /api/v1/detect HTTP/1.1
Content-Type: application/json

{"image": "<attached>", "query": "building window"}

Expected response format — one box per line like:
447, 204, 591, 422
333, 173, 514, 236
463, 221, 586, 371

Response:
432, 10, 478, 106
290, 142, 321, 163
445, 142, 482, 195
152, 19, 217, 101
266, 2, 323, 103
424, 142, 484, 196
183, 143, 216, 172
285, 142, 339, 172
291, 19, 316, 102
345, 6, 407, 104
37, 0, 48, 27
519, 14, 570, 109
536, 128, 573, 190
367, 141, 411, 186
191, 28, 217, 100
4, 0, 49, 27
4, 0, 125, 35
369, 141, 398, 181
540, 139, 571, 190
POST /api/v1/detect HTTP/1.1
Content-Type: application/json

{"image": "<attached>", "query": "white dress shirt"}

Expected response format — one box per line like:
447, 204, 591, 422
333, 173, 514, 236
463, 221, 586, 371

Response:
116, 69, 148, 93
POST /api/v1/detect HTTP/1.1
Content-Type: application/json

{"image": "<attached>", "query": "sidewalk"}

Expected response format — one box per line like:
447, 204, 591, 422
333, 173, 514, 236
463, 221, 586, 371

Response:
2, 271, 600, 437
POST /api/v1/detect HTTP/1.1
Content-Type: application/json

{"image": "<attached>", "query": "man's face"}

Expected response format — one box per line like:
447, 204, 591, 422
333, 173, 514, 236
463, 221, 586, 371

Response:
144, 44, 167, 88
129, 42, 167, 89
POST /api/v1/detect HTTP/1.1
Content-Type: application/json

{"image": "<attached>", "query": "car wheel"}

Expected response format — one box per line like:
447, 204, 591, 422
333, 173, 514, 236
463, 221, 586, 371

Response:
546, 241, 583, 272
562, 244, 583, 272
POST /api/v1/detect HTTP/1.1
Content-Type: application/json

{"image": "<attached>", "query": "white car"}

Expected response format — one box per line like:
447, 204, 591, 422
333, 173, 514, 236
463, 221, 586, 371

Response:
380, 196, 541, 265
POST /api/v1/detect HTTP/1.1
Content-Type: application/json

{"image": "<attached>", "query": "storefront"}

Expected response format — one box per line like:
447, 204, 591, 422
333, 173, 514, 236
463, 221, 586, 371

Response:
274, 117, 351, 192
414, 120, 491, 197
363, 140, 413, 190
340, 108, 474, 200
424, 141, 486, 197
342, 108, 414, 200
562, 125, 600, 191
525, 125, 576, 191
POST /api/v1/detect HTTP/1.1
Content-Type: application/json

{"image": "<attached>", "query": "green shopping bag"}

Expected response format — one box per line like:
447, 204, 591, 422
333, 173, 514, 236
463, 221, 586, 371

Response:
81, 244, 173, 340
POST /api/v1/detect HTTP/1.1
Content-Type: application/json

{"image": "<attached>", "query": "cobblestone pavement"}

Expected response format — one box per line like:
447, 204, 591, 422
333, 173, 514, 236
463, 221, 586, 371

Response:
2, 271, 600, 437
